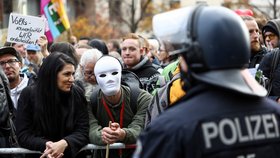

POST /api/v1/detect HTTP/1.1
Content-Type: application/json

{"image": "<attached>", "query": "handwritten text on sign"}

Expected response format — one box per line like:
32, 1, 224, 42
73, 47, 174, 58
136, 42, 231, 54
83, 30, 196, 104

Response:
7, 13, 45, 45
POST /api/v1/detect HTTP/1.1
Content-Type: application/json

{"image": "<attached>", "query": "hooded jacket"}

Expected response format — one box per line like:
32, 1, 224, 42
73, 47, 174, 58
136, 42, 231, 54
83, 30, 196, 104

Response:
125, 56, 160, 93
262, 19, 280, 47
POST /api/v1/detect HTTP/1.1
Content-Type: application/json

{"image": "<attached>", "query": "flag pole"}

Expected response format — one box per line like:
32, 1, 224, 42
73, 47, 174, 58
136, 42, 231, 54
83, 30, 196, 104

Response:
67, 28, 72, 43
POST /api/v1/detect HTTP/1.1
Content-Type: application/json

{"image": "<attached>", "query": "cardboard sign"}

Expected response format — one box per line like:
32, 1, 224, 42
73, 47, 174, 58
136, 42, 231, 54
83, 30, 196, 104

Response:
7, 13, 45, 45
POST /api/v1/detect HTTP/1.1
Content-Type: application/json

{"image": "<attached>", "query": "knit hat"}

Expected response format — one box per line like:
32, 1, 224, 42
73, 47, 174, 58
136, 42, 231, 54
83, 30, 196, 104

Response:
0, 46, 22, 62
262, 20, 279, 37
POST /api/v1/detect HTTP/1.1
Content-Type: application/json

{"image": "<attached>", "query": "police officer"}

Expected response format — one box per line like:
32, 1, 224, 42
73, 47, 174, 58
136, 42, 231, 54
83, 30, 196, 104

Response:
133, 5, 280, 158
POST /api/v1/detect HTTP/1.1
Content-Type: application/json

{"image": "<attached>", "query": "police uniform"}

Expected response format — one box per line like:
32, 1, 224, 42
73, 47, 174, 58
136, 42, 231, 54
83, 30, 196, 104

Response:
136, 84, 280, 158
133, 4, 280, 158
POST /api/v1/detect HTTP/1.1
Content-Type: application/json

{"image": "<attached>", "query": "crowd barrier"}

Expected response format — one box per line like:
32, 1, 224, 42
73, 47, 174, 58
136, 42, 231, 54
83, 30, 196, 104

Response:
0, 143, 136, 155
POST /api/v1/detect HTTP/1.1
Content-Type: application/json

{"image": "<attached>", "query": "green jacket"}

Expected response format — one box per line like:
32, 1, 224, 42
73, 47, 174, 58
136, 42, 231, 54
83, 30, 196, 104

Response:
88, 85, 152, 145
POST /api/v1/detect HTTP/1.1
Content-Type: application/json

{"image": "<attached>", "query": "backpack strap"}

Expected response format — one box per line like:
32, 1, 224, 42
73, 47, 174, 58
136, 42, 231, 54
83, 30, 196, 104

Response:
121, 70, 142, 114
267, 49, 280, 95
128, 86, 141, 115
168, 71, 173, 81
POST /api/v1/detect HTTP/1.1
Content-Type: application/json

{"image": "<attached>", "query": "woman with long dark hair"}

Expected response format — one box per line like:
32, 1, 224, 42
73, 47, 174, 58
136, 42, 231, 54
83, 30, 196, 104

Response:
16, 52, 89, 158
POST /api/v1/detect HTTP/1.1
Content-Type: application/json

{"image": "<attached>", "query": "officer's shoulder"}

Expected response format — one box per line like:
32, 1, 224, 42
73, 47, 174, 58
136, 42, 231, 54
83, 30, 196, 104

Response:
147, 101, 192, 131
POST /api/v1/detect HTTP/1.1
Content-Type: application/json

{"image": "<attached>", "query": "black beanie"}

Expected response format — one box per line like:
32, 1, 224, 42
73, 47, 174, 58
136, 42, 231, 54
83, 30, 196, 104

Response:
262, 21, 279, 37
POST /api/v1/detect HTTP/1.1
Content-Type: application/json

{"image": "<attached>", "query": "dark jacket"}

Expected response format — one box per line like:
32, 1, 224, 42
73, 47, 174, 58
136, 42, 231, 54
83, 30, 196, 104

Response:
0, 67, 16, 149
258, 49, 280, 100
125, 56, 160, 93
0, 68, 13, 127
16, 85, 89, 158
135, 84, 280, 158
248, 46, 268, 68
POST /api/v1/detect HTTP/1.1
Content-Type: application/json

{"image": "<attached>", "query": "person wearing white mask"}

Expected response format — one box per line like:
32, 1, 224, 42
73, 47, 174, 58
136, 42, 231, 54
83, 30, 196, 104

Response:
88, 55, 152, 158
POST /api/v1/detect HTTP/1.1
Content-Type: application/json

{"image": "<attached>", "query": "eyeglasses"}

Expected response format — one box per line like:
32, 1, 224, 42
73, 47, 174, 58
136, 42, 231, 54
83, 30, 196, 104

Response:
0, 59, 19, 67
83, 70, 95, 78
264, 34, 277, 40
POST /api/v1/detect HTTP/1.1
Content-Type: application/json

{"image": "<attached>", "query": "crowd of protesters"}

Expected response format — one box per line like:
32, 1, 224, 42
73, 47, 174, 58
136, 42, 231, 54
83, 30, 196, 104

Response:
0, 4, 280, 158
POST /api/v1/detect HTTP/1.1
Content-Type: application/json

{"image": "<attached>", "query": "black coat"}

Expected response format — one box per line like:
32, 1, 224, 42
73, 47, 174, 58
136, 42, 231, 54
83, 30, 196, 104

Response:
126, 56, 160, 93
135, 84, 280, 158
15, 85, 89, 158
0, 68, 12, 128
0, 67, 18, 157
248, 47, 268, 68
258, 49, 280, 100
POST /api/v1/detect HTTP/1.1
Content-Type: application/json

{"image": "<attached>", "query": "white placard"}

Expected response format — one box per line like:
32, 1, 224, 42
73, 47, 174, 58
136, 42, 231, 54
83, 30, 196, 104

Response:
7, 13, 45, 45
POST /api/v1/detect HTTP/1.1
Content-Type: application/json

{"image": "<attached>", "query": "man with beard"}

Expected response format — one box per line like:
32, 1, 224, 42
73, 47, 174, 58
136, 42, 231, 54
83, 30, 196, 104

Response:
241, 15, 268, 68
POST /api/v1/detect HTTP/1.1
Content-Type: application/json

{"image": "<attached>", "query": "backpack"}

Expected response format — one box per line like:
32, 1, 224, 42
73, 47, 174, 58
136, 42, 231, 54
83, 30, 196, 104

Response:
145, 73, 182, 127
256, 49, 280, 96
90, 70, 143, 116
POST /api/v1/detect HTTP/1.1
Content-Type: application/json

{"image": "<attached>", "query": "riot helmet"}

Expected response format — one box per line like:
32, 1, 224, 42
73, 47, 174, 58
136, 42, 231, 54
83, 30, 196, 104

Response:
153, 5, 266, 96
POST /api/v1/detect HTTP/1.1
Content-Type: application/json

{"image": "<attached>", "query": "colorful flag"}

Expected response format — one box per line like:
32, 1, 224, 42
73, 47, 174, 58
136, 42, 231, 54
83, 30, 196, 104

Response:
40, 0, 70, 42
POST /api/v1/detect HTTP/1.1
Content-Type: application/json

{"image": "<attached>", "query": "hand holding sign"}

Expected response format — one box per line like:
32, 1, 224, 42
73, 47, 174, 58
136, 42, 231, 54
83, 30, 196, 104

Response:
7, 13, 45, 45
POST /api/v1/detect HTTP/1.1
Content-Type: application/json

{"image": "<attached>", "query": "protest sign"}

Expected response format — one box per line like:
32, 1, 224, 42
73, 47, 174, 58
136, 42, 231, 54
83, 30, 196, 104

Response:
7, 13, 45, 45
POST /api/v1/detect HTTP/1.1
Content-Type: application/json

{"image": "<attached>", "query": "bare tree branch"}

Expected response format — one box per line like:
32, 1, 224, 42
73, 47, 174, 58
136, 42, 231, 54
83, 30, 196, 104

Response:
130, 0, 136, 31
109, 0, 132, 30
250, 4, 272, 19
135, 0, 152, 26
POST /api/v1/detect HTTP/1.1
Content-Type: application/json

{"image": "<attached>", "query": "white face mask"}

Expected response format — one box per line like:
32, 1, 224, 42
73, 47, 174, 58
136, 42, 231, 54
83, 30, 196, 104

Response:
94, 56, 122, 96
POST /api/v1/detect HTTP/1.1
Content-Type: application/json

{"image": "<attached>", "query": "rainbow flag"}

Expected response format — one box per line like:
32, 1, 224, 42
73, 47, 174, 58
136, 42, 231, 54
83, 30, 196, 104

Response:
40, 0, 70, 42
